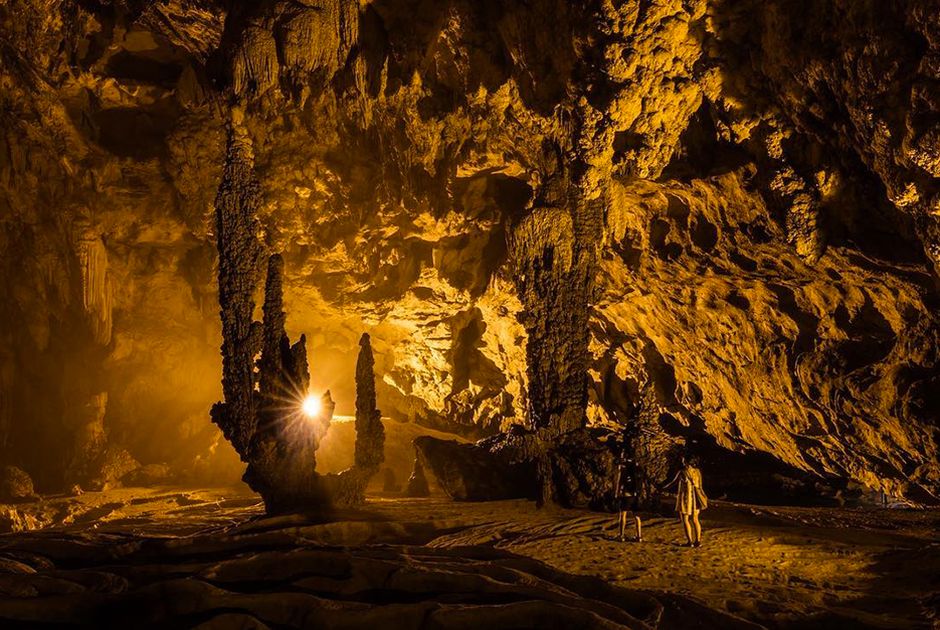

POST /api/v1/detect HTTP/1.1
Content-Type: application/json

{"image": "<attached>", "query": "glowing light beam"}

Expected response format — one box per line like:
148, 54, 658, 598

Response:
301, 395, 321, 418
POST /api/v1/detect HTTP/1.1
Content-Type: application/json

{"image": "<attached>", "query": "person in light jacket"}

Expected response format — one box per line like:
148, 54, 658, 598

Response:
665, 454, 706, 547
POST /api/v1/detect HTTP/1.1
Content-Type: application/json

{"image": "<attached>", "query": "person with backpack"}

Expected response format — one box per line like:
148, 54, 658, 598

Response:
613, 445, 642, 542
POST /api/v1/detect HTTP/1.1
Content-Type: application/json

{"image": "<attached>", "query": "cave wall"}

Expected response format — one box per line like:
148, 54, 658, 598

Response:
0, 0, 937, 499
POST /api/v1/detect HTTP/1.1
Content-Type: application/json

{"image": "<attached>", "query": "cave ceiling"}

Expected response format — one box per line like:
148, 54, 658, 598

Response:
0, 0, 938, 500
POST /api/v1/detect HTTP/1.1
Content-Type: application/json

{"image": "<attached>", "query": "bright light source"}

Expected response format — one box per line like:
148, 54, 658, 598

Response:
301, 395, 321, 418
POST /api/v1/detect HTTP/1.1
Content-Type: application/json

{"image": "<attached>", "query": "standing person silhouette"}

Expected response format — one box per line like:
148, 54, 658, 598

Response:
665, 453, 706, 547
613, 445, 642, 542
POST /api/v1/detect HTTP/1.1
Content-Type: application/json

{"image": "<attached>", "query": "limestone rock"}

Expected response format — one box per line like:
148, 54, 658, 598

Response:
0, 0, 938, 503
381, 467, 400, 493
92, 448, 141, 491
122, 464, 172, 487
0, 466, 36, 503
414, 436, 534, 501
404, 459, 429, 498
354, 333, 385, 472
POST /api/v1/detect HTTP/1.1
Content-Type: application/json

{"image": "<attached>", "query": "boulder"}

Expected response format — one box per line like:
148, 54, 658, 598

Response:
122, 463, 172, 486
413, 436, 535, 501
546, 430, 619, 510
0, 466, 36, 503
89, 448, 140, 491
0, 507, 44, 534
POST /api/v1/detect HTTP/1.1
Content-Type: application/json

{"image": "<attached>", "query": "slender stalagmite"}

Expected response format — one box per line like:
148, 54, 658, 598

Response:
211, 109, 328, 513
354, 333, 385, 472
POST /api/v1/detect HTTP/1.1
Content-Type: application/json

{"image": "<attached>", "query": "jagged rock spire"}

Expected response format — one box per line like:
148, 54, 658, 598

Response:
211, 110, 325, 513
354, 333, 385, 472
211, 109, 265, 455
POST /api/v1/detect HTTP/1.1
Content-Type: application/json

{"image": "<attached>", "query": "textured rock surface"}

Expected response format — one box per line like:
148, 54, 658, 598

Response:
354, 333, 385, 472
415, 436, 535, 501
0, 467, 36, 503
211, 118, 329, 512
0, 0, 937, 501
0, 494, 780, 629
405, 458, 430, 498
0, 490, 936, 627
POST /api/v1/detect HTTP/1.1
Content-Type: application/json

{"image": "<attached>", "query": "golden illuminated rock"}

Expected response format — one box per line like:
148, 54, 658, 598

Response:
0, 0, 937, 502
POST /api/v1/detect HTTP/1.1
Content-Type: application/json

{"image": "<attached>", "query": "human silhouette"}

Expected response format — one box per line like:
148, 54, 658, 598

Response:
613, 446, 642, 542
665, 454, 706, 547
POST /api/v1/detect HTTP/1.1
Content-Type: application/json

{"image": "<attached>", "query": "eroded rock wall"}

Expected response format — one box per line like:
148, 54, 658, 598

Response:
0, 0, 937, 499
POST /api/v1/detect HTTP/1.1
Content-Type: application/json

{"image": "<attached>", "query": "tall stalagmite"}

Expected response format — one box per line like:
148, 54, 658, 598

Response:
354, 333, 385, 472
211, 111, 329, 513
320, 332, 385, 505
211, 111, 265, 457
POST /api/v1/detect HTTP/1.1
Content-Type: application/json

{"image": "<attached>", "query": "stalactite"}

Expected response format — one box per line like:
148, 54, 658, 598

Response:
762, 129, 826, 263
277, 0, 358, 77
74, 225, 112, 346
227, 0, 358, 100
232, 26, 279, 98
278, 8, 341, 77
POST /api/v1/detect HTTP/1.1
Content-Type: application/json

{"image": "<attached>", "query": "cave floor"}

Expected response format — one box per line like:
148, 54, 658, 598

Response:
371, 497, 940, 629
0, 488, 937, 629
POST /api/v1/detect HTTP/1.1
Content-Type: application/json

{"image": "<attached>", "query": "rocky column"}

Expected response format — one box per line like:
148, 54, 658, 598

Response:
210, 110, 265, 456
508, 179, 603, 504
243, 254, 326, 512
354, 333, 385, 472
632, 384, 677, 510
211, 110, 327, 513
405, 458, 430, 497
509, 204, 591, 437
323, 332, 386, 506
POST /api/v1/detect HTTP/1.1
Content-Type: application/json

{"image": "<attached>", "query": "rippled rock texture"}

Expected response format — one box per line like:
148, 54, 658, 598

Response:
0, 0, 937, 500
0, 493, 775, 629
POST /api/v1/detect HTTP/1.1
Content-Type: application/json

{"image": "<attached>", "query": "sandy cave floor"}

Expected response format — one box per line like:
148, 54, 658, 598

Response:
0, 487, 937, 629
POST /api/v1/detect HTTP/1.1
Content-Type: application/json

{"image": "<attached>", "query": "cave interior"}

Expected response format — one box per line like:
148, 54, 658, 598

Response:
0, 0, 939, 627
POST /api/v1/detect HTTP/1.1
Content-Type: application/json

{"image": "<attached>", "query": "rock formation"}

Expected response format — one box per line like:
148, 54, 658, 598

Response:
354, 333, 385, 472
0, 513, 762, 629
315, 333, 387, 506
404, 458, 430, 498
414, 436, 534, 501
0, 0, 938, 503
0, 466, 36, 503
381, 467, 400, 493
211, 112, 328, 513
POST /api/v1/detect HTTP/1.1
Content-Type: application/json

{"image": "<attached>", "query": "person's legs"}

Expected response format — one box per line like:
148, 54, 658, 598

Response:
680, 514, 693, 545
619, 510, 627, 541
634, 515, 642, 542
692, 510, 702, 545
